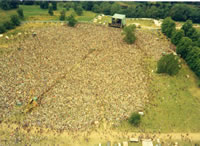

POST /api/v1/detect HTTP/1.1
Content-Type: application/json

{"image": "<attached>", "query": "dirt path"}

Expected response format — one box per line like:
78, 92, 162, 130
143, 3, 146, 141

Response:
1, 122, 200, 146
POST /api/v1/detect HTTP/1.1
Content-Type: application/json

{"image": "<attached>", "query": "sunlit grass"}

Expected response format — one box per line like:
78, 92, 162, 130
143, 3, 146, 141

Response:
116, 58, 200, 133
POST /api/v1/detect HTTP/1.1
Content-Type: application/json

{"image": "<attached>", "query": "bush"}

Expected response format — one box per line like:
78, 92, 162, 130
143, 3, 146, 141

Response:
3, 21, 15, 30
129, 113, 141, 127
59, 10, 66, 21
48, 5, 54, 16
52, 2, 57, 10
10, 15, 20, 26
176, 37, 193, 59
122, 24, 136, 44
0, 25, 6, 34
161, 17, 176, 38
67, 15, 77, 27
157, 53, 181, 76
171, 29, 184, 45
17, 8, 24, 19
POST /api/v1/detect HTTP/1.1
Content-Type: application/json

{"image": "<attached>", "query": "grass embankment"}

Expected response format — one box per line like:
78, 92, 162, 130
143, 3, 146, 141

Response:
118, 58, 200, 133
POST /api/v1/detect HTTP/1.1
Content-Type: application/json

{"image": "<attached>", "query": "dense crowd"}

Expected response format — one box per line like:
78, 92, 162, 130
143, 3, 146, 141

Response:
0, 24, 170, 132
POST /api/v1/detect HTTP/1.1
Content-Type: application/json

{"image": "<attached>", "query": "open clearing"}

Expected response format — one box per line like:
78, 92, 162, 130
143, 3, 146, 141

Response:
1, 23, 200, 145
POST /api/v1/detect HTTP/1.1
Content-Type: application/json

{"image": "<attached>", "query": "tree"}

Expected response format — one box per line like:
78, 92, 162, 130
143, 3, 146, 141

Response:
181, 20, 193, 36
59, 10, 66, 21
0, 25, 6, 34
135, 5, 146, 18
190, 28, 199, 42
10, 15, 20, 26
170, 4, 191, 21
48, 5, 54, 16
100, 2, 111, 15
17, 8, 24, 19
0, 0, 18, 10
92, 4, 101, 13
122, 24, 136, 44
181, 20, 200, 42
0, 0, 9, 10
110, 3, 121, 15
157, 53, 181, 76
176, 37, 193, 59
161, 17, 176, 38
194, 38, 200, 48
81, 2, 94, 11
40, 1, 48, 9
129, 113, 141, 127
75, 6, 83, 16
186, 46, 200, 78
124, 6, 136, 18
146, 6, 160, 19
64, 2, 73, 11
52, 2, 57, 10
3, 21, 15, 30
67, 15, 77, 27
171, 29, 184, 45
23, 1, 34, 5
190, 8, 200, 23
0, 0, 19, 10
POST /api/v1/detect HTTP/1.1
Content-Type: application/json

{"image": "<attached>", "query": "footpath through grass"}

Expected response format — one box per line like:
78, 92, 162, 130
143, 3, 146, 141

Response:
117, 58, 200, 133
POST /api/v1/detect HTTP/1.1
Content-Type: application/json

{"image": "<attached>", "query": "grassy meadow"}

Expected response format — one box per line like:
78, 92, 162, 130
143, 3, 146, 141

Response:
116, 58, 200, 133
0, 5, 97, 23
0, 3, 200, 145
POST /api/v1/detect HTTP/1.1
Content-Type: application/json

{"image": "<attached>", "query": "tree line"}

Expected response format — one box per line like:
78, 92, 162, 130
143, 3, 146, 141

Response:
63, 2, 200, 23
1, 1, 200, 23
162, 17, 200, 78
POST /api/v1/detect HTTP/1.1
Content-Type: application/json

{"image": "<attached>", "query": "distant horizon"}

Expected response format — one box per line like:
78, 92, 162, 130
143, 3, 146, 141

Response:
18, 0, 200, 2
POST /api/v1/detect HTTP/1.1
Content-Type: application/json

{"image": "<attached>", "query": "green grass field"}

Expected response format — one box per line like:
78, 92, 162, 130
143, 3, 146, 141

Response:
0, 9, 17, 23
0, 5, 97, 23
20, 5, 97, 21
117, 58, 200, 133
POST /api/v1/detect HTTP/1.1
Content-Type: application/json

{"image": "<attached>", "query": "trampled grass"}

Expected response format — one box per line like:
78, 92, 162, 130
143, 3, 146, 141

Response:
126, 18, 155, 27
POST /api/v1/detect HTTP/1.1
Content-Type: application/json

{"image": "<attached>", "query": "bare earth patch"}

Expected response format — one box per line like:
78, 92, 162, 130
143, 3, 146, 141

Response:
0, 24, 170, 132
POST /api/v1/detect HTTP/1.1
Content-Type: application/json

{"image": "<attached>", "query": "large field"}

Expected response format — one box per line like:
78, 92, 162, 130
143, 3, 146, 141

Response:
1, 22, 200, 145
0, 2, 200, 143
